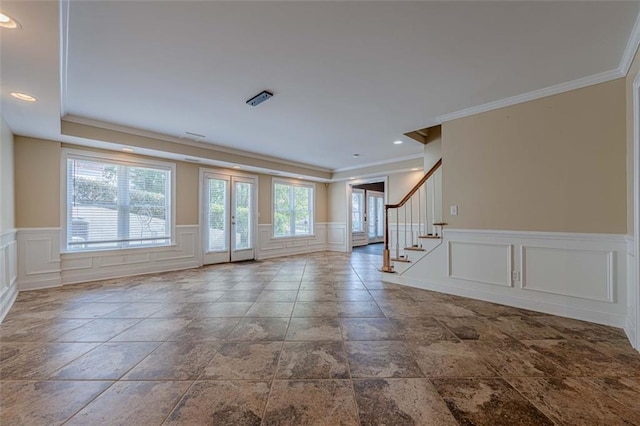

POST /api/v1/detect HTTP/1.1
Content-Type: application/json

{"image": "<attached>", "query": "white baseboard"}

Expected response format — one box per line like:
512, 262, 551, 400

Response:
0, 229, 18, 322
16, 228, 62, 291
396, 275, 626, 328
385, 228, 629, 329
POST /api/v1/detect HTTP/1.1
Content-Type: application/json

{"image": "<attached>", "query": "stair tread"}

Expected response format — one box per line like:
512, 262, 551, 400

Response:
404, 247, 425, 251
432, 222, 448, 226
418, 235, 441, 239
390, 258, 411, 263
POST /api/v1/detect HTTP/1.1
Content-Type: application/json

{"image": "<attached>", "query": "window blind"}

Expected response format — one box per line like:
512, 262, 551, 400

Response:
66, 156, 172, 251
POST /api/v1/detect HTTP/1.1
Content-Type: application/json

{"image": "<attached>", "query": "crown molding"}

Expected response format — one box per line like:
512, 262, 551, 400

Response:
437, 9, 640, 125
620, 10, 640, 76
332, 153, 423, 174
436, 68, 623, 124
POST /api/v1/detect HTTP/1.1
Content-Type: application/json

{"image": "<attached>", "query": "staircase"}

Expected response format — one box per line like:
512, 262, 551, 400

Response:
382, 158, 444, 274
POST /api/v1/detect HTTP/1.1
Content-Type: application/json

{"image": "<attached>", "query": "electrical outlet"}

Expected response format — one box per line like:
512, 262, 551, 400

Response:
511, 271, 520, 282
450, 205, 458, 216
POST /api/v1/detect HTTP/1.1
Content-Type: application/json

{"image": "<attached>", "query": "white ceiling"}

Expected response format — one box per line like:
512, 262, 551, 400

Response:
1, 1, 639, 172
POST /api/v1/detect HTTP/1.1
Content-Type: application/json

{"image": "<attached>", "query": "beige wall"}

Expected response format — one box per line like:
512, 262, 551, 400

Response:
387, 170, 425, 223
388, 170, 424, 206
316, 181, 328, 223
257, 174, 272, 225
423, 126, 442, 171
15, 137, 61, 228
175, 162, 199, 225
0, 117, 15, 232
328, 181, 347, 223
442, 78, 627, 234
627, 47, 640, 235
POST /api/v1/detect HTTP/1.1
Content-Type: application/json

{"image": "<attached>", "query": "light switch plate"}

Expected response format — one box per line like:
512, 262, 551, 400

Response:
450, 205, 458, 216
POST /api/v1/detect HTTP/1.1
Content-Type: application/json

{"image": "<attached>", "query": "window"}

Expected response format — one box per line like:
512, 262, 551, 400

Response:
352, 189, 364, 232
64, 151, 174, 251
273, 180, 314, 237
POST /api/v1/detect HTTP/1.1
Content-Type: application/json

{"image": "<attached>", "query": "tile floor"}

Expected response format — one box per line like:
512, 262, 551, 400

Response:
1, 251, 639, 425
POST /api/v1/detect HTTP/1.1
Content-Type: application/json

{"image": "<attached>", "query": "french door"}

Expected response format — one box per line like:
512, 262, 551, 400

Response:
367, 191, 384, 243
202, 171, 256, 265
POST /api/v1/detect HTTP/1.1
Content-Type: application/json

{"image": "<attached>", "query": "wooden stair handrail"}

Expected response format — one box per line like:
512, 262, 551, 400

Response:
382, 158, 442, 273
385, 159, 442, 210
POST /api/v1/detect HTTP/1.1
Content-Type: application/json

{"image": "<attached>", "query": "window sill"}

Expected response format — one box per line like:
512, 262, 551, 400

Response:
271, 234, 316, 241
61, 243, 177, 257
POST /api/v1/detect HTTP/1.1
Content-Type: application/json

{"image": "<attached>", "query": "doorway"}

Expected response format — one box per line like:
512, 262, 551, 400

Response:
350, 180, 386, 251
367, 190, 384, 243
201, 170, 257, 265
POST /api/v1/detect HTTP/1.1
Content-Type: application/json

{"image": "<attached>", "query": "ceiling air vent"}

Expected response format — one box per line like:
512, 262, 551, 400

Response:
246, 90, 273, 107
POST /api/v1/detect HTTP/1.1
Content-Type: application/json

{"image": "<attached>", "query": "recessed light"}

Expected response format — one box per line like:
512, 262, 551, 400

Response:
0, 13, 20, 29
296, 176, 303, 179
349, 177, 355, 180
352, 154, 360, 158
393, 140, 403, 145
232, 165, 241, 169
10, 92, 36, 102
411, 168, 420, 171
122, 147, 134, 152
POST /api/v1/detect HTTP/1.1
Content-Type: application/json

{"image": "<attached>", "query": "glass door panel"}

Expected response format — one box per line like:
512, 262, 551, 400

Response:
231, 177, 255, 261
367, 191, 384, 243
351, 188, 367, 247
376, 197, 384, 238
208, 178, 228, 252
202, 172, 256, 265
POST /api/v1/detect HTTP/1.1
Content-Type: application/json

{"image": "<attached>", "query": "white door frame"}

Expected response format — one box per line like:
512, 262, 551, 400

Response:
345, 176, 388, 252
633, 74, 640, 350
199, 168, 259, 265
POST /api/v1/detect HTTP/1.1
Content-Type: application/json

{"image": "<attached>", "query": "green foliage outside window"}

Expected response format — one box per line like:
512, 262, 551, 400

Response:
274, 182, 312, 237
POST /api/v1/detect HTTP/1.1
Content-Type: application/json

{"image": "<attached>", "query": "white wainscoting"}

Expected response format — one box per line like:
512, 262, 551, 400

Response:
448, 241, 513, 287
16, 226, 200, 290
257, 223, 347, 260
384, 229, 628, 328
61, 225, 200, 285
326, 223, 348, 253
17, 228, 62, 291
625, 236, 638, 349
0, 229, 18, 322
521, 246, 613, 302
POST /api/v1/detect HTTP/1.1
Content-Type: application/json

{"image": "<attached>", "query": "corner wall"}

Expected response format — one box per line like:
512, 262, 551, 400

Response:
385, 78, 631, 333
0, 117, 17, 322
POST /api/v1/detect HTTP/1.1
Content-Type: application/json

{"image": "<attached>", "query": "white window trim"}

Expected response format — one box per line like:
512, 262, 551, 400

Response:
272, 177, 315, 239
60, 148, 177, 253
